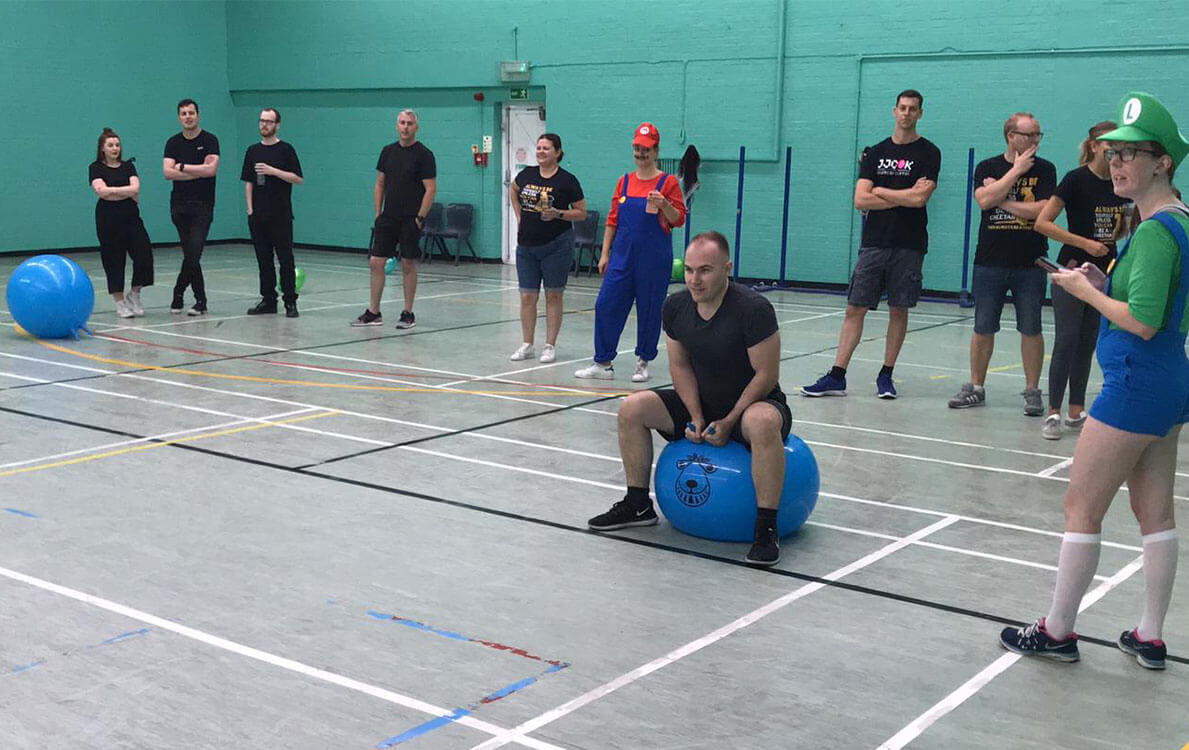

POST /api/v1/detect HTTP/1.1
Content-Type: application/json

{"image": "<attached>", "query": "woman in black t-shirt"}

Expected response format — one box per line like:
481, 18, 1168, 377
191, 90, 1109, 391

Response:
1034, 121, 1130, 440
89, 128, 153, 318
508, 134, 587, 363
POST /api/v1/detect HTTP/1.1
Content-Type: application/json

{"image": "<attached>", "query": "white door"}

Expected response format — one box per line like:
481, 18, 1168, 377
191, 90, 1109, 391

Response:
502, 104, 546, 263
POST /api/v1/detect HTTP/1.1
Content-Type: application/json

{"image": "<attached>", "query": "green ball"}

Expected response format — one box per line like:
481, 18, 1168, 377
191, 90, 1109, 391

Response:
671, 257, 685, 282
278, 267, 306, 292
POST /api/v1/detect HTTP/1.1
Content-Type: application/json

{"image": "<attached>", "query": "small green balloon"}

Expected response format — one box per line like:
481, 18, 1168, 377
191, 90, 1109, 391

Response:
384, 257, 397, 275
278, 267, 306, 292
671, 257, 685, 282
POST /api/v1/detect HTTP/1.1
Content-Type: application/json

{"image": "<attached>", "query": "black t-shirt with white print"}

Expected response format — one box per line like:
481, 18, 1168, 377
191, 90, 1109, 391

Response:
514, 166, 585, 246
973, 154, 1057, 266
1053, 165, 1131, 272
858, 136, 942, 253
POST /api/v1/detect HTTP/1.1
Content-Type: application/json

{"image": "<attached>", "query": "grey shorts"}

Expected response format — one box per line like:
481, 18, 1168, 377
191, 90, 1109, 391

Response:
847, 246, 925, 309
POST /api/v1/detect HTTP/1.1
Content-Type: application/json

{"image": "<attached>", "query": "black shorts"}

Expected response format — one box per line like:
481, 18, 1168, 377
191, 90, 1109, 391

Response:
847, 246, 924, 309
371, 214, 422, 260
654, 389, 792, 447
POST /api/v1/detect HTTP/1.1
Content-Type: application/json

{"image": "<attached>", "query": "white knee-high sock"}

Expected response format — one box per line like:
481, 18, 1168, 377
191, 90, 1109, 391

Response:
1136, 529, 1178, 642
1045, 532, 1102, 638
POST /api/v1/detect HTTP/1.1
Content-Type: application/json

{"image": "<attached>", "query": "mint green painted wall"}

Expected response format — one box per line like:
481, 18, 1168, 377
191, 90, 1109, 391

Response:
0, 1, 238, 253
8, 0, 1189, 297
224, 0, 1189, 291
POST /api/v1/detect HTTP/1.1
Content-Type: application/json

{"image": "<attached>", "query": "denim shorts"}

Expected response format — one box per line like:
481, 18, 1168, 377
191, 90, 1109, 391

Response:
516, 229, 574, 292
847, 247, 925, 309
972, 264, 1046, 335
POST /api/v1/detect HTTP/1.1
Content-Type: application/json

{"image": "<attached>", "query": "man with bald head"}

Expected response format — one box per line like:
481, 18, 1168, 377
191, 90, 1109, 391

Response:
587, 230, 791, 565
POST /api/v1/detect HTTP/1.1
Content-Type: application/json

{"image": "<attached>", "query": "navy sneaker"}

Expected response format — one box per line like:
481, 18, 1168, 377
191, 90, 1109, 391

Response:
801, 372, 847, 397
876, 372, 897, 399
999, 618, 1079, 662
588, 497, 658, 531
1118, 629, 1167, 670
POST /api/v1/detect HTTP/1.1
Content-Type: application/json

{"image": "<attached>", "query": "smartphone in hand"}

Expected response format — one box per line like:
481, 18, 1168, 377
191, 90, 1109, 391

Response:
1034, 256, 1062, 273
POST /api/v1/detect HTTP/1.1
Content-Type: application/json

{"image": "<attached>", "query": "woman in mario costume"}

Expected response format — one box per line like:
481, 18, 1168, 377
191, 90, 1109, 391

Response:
575, 122, 686, 383
1001, 92, 1189, 671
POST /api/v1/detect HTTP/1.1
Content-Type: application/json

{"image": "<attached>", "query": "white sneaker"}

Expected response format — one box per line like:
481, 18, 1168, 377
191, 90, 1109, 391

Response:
539, 344, 556, 363
114, 299, 134, 319
631, 356, 650, 383
575, 362, 614, 380
126, 290, 144, 317
510, 343, 535, 361
1042, 414, 1062, 440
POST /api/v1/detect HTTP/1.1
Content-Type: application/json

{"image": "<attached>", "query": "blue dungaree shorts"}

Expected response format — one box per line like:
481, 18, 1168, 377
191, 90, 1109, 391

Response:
1090, 211, 1189, 437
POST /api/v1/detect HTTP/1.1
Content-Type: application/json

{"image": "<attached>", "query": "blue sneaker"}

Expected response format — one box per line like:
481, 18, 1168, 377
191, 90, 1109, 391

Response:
876, 372, 897, 399
1118, 629, 1167, 670
801, 372, 846, 397
999, 618, 1079, 662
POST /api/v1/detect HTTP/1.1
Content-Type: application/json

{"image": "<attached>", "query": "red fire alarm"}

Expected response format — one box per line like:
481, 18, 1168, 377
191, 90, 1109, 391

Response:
473, 92, 485, 102
473, 152, 488, 167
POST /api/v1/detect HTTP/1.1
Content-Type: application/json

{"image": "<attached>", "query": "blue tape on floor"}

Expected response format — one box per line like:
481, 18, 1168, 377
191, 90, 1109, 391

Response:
4, 508, 38, 518
377, 708, 472, 748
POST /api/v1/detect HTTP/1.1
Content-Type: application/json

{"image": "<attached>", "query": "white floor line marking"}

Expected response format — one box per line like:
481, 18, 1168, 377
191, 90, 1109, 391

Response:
807, 440, 1061, 480
799, 350, 1037, 380
0, 408, 316, 470
790, 418, 1067, 461
818, 491, 1142, 552
0, 565, 558, 750
466, 516, 962, 750
437, 309, 843, 387
0, 351, 1165, 544
1037, 457, 1074, 477
804, 523, 1107, 580
875, 554, 1145, 750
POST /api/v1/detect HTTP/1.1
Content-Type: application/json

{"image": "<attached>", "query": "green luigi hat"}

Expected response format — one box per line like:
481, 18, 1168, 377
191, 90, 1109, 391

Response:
1098, 92, 1189, 166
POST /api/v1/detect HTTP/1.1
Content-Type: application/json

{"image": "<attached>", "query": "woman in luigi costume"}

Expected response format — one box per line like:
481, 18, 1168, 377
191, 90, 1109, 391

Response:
1001, 92, 1189, 670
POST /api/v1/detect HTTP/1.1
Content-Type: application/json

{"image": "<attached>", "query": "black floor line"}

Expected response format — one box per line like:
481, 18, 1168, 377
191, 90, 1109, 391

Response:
4, 401, 1182, 666
299, 314, 974, 469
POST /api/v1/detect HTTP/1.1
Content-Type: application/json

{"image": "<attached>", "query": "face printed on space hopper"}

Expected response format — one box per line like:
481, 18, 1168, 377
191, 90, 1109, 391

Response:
674, 454, 717, 507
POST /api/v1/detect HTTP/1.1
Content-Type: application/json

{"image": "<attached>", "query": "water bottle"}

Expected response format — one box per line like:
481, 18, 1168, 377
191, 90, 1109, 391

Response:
256, 165, 266, 186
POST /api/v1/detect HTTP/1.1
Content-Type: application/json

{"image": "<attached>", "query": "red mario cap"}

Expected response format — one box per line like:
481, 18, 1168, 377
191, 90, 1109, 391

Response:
632, 122, 659, 148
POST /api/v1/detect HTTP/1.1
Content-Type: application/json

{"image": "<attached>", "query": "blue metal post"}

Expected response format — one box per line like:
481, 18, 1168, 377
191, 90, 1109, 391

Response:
733, 146, 745, 280
959, 146, 975, 307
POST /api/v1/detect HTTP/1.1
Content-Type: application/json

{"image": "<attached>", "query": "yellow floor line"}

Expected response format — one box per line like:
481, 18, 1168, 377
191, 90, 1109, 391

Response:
31, 338, 620, 398
0, 411, 338, 479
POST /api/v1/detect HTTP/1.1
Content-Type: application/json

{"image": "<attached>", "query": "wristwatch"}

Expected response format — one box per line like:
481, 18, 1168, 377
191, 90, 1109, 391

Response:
178, 163, 185, 172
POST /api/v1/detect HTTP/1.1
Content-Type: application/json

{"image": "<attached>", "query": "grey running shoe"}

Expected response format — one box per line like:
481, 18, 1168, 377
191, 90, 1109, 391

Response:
1023, 388, 1044, 417
948, 383, 985, 409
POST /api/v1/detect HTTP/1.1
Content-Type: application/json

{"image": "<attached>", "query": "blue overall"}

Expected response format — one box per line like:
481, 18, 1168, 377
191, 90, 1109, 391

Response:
593, 173, 674, 364
1090, 211, 1189, 437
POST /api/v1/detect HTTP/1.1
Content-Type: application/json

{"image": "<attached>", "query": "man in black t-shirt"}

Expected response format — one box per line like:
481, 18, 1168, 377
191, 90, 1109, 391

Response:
588, 231, 792, 566
352, 109, 437, 329
802, 90, 941, 400
163, 98, 220, 316
948, 112, 1057, 415
241, 108, 304, 318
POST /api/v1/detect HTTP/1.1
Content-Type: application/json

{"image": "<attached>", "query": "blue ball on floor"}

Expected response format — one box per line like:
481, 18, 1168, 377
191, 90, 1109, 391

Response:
384, 257, 398, 275
5, 255, 94, 339
654, 436, 819, 542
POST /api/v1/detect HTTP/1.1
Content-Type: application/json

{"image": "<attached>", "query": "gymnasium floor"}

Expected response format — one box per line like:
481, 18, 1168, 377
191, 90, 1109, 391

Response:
1, 245, 1186, 750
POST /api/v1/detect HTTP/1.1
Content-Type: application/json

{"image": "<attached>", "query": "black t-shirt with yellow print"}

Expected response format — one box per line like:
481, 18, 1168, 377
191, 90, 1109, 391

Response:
973, 154, 1057, 266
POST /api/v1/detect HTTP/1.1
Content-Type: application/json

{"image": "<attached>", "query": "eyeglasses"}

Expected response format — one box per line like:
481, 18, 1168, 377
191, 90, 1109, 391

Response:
259, 119, 277, 124
1105, 146, 1159, 162
1010, 130, 1044, 140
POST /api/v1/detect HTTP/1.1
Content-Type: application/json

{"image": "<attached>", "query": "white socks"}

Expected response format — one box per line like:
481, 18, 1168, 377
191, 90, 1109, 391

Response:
1136, 529, 1178, 642
1045, 532, 1101, 638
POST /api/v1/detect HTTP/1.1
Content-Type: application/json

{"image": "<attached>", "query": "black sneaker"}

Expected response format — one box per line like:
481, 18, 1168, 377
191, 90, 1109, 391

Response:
247, 300, 277, 315
1118, 629, 1167, 670
285, 303, 299, 319
588, 497, 658, 531
746, 521, 781, 566
170, 296, 185, 315
396, 310, 416, 329
999, 618, 1079, 662
187, 301, 207, 317
351, 309, 383, 327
